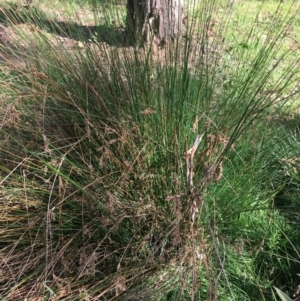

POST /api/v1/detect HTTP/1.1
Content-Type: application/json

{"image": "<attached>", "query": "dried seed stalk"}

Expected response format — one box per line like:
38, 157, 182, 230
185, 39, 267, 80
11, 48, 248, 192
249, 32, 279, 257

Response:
185, 134, 204, 222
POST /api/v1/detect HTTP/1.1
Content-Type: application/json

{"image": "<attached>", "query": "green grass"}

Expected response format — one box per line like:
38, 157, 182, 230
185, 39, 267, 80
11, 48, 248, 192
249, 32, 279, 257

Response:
0, 0, 300, 300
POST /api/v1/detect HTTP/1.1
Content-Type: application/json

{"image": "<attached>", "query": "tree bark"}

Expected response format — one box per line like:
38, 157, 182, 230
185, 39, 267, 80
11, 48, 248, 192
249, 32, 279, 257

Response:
126, 0, 185, 46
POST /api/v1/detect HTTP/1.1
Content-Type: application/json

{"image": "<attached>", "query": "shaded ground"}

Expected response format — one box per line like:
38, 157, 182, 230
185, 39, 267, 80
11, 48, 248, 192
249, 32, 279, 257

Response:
0, 1, 221, 74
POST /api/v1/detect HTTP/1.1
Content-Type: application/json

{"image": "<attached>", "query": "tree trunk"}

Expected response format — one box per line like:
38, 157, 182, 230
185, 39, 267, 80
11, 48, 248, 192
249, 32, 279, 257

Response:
126, 0, 185, 46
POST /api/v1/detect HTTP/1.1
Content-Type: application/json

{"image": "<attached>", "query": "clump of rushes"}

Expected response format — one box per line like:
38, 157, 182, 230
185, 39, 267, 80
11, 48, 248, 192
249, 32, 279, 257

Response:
0, 0, 300, 300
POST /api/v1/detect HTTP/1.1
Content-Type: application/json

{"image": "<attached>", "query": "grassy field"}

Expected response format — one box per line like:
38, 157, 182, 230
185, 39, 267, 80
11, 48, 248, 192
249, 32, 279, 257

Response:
0, 0, 300, 300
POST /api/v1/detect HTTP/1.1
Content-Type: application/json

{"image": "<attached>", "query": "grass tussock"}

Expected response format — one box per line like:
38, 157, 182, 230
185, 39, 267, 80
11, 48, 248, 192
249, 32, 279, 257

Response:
1, 0, 300, 300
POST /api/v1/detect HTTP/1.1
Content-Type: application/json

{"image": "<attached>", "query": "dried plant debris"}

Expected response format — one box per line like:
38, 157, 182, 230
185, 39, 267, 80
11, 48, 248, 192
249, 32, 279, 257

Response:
200, 133, 230, 185
183, 131, 229, 222
185, 134, 204, 192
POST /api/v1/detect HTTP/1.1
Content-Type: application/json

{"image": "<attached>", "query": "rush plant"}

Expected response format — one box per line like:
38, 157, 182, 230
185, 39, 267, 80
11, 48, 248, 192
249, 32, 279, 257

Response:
0, 0, 300, 300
